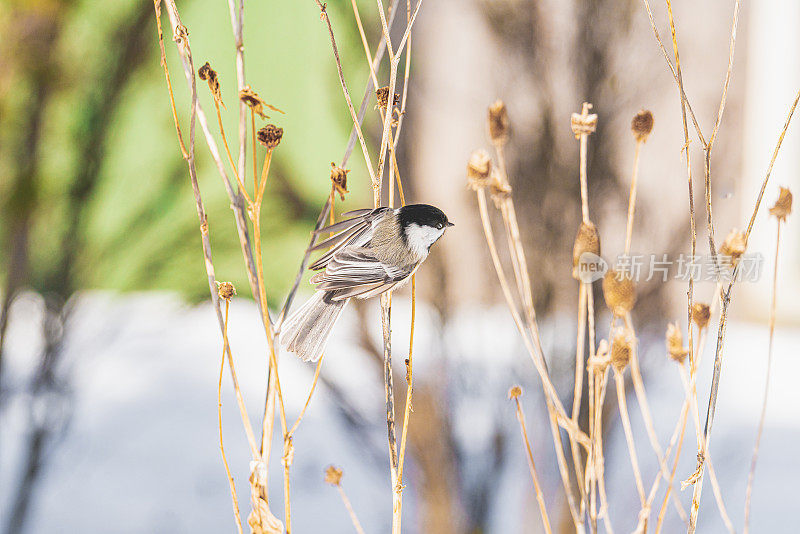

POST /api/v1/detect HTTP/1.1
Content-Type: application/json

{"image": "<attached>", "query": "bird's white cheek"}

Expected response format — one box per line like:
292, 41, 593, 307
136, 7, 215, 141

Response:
405, 224, 445, 257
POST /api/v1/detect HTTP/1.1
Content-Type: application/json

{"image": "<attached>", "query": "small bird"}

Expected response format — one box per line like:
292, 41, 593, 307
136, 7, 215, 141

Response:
281, 203, 453, 362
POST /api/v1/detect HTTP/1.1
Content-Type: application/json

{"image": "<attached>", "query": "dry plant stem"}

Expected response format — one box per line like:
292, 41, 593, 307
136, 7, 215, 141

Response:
593, 367, 614, 534
476, 190, 584, 531
614, 371, 647, 505
708, 0, 741, 149
158, 0, 260, 460
578, 107, 590, 224
665, 0, 698, 410
287, 355, 325, 437
314, 0, 377, 187
656, 328, 705, 533
679, 365, 734, 533
689, 89, 800, 533
219, 300, 245, 534
641, 0, 705, 145
570, 284, 588, 515
625, 140, 643, 255
213, 98, 250, 205
337, 485, 367, 534
348, 0, 407, 205
743, 220, 782, 533
153, 0, 187, 159
372, 0, 423, 187
251, 179, 291, 528
225, 0, 246, 174
394, 274, 416, 525
513, 396, 554, 534
623, 313, 687, 522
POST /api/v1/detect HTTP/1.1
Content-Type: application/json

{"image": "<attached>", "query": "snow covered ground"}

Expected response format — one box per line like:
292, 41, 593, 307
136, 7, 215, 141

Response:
1, 291, 797, 533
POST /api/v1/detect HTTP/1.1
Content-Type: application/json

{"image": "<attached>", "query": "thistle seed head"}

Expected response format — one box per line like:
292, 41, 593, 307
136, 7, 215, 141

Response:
488, 100, 509, 144
770, 187, 793, 221
324, 465, 343, 486
257, 124, 283, 149
692, 303, 711, 330
666, 322, 688, 364
631, 110, 654, 142
603, 269, 636, 316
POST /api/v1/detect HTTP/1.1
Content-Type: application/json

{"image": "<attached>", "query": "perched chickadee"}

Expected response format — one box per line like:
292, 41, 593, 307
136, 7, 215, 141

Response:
281, 204, 453, 362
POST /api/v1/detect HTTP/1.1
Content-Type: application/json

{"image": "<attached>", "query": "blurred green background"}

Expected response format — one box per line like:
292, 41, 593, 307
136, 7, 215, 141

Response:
0, 0, 386, 308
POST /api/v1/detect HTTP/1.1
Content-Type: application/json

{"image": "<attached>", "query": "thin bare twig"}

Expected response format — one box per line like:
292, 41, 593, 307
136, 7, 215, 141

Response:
743, 218, 783, 533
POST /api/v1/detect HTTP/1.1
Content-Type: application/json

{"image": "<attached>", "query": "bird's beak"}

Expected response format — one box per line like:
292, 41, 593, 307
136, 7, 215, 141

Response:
446, 221, 455, 227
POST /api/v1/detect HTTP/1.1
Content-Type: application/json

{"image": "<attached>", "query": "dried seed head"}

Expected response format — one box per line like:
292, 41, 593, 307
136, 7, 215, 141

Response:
330, 162, 350, 200
631, 110, 654, 142
467, 150, 492, 189
719, 229, 746, 265
770, 187, 793, 221
570, 102, 597, 138
508, 385, 522, 399
572, 220, 601, 278
376, 86, 399, 109
257, 124, 283, 149
692, 303, 711, 330
488, 100, 509, 144
198, 61, 222, 104
602, 269, 636, 316
239, 85, 283, 120
489, 170, 512, 207
216, 281, 236, 301
324, 465, 343, 486
611, 330, 633, 372
666, 322, 688, 364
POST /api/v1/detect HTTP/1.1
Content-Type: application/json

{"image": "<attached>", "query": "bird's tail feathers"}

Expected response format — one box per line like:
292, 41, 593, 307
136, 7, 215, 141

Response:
280, 291, 347, 362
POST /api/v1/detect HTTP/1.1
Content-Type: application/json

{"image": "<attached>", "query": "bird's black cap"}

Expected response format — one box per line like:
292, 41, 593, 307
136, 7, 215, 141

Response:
397, 204, 453, 229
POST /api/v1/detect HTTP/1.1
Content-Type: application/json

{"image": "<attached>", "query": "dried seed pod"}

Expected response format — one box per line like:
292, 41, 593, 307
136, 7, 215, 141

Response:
572, 221, 601, 278
719, 229, 746, 265
257, 124, 283, 149
198, 61, 222, 104
376, 86, 399, 109
488, 100, 509, 144
666, 322, 688, 364
324, 465, 343, 486
330, 163, 350, 200
770, 186, 793, 221
631, 110, 654, 142
467, 150, 492, 189
692, 303, 711, 329
239, 85, 284, 119
611, 331, 633, 372
603, 269, 636, 316
216, 281, 236, 301
508, 385, 522, 400
570, 103, 597, 138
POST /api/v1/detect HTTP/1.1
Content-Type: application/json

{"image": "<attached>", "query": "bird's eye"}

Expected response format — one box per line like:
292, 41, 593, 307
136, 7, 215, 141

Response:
437, 223, 443, 229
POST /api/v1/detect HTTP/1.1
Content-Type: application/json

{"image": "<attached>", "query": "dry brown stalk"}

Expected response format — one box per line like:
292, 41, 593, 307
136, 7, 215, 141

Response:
219, 296, 245, 534
743, 194, 790, 532
509, 387, 553, 534
623, 313, 688, 523
570, 283, 588, 515
688, 89, 800, 533
325, 466, 367, 534
313, 0, 377, 190
625, 110, 653, 255
474, 188, 585, 531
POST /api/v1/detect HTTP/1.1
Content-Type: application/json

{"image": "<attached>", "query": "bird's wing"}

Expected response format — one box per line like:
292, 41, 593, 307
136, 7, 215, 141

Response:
310, 246, 415, 301
309, 208, 390, 271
